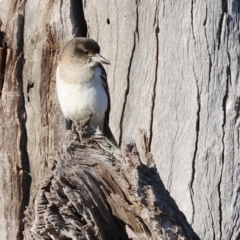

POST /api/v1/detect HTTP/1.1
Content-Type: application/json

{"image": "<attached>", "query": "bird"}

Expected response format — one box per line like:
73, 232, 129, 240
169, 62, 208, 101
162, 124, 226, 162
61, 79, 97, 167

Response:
56, 37, 118, 148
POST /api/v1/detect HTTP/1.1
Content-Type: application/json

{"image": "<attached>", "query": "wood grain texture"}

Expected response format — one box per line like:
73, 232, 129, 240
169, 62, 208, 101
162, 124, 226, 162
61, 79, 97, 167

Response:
0, 0, 239, 239
85, 1, 240, 239
0, 1, 28, 239
23, 122, 199, 240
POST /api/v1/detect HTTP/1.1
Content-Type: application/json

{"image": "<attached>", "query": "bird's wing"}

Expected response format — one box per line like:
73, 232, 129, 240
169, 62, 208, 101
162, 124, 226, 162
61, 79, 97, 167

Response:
98, 63, 110, 124
97, 63, 118, 148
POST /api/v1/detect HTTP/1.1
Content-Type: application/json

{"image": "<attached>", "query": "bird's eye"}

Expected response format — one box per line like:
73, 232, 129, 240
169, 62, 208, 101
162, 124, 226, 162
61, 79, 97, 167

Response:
84, 50, 89, 54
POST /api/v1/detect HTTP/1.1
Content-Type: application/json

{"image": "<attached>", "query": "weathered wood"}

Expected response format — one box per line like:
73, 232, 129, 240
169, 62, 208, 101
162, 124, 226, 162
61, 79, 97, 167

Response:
0, 1, 29, 239
85, 1, 240, 239
0, 0, 240, 239
23, 122, 199, 240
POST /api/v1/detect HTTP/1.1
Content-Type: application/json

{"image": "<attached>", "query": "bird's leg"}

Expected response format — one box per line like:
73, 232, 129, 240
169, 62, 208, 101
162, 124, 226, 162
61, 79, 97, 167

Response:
66, 119, 73, 130
81, 114, 92, 127
74, 115, 95, 141
80, 114, 93, 134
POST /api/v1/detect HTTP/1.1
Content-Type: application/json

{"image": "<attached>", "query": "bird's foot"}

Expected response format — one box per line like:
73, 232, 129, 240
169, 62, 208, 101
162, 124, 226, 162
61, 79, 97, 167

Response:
74, 116, 95, 140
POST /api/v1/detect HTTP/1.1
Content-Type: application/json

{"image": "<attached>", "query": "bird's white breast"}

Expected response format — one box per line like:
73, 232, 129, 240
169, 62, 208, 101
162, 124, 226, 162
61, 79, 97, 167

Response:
56, 65, 108, 130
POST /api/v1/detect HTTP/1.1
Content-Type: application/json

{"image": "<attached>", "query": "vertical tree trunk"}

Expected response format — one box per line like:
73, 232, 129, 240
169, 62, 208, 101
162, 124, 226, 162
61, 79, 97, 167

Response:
0, 0, 239, 239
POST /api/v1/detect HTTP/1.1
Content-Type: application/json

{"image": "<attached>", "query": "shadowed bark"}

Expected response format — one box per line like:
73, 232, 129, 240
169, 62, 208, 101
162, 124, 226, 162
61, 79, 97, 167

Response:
23, 122, 199, 240
0, 0, 240, 239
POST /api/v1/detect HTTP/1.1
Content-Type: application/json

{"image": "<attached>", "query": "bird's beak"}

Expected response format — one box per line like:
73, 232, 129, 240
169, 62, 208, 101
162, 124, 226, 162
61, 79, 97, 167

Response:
90, 54, 110, 65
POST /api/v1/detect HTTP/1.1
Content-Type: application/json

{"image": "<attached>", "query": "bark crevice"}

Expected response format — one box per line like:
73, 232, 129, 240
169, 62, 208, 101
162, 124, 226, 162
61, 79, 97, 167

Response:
23, 122, 200, 240
191, 0, 195, 40
14, 12, 32, 240
218, 0, 228, 50
70, 0, 87, 37
119, 2, 139, 147
149, 6, 159, 150
0, 22, 6, 98
218, 50, 230, 240
190, 66, 201, 225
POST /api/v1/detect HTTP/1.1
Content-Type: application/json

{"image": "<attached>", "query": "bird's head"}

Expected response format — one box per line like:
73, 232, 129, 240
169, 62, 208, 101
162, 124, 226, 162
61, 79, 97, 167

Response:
60, 37, 110, 67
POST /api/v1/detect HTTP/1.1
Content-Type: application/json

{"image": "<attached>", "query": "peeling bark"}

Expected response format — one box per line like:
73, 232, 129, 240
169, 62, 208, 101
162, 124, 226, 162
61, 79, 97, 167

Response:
0, 0, 240, 239
23, 122, 199, 240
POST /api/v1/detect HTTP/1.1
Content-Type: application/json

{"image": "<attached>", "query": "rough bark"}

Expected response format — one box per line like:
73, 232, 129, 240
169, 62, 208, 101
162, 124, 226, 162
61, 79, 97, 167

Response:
23, 122, 199, 240
0, 0, 239, 239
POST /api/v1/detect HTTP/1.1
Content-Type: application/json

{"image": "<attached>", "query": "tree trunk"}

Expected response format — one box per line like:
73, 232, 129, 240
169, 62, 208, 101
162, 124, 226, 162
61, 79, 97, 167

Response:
23, 121, 199, 240
0, 0, 239, 239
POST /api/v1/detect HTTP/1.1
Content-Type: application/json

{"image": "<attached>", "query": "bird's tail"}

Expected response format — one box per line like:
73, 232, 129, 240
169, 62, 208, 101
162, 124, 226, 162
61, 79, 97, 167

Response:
104, 120, 119, 148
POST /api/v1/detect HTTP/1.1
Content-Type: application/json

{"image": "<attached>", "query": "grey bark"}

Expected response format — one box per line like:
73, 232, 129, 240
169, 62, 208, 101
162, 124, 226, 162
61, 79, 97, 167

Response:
23, 121, 199, 240
0, 0, 239, 239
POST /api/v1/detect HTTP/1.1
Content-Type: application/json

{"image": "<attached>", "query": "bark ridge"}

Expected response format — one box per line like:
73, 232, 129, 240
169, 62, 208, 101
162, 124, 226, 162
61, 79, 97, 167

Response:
23, 122, 199, 240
